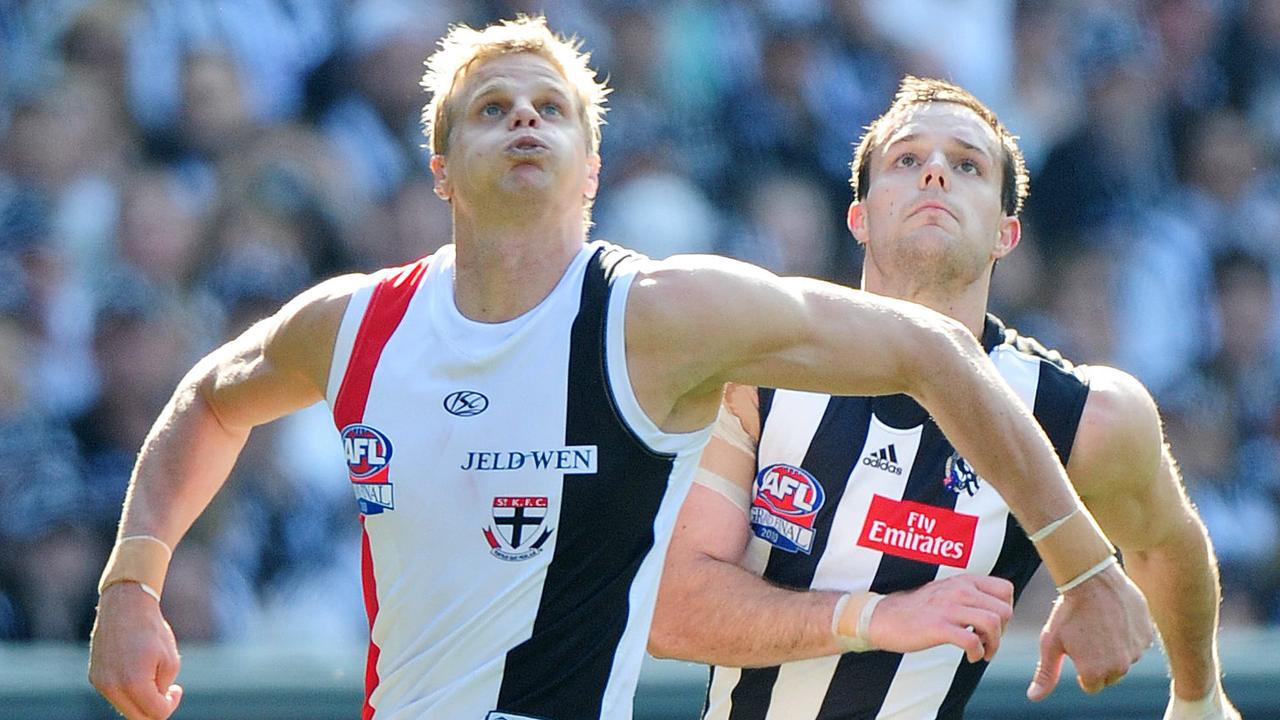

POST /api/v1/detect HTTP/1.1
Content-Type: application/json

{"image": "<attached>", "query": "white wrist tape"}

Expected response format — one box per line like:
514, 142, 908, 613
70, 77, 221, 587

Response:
1028, 508, 1079, 543
832, 591, 884, 653
1164, 684, 1231, 720
1055, 554, 1118, 593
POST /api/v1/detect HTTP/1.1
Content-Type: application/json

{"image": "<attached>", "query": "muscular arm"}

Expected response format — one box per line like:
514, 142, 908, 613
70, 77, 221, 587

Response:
116, 275, 356, 545
630, 256, 1105, 544
89, 274, 360, 719
1070, 367, 1227, 702
630, 256, 1149, 694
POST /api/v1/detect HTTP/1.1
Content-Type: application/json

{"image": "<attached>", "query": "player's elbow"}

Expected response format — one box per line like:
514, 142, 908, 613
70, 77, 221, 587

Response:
899, 313, 982, 392
646, 600, 686, 660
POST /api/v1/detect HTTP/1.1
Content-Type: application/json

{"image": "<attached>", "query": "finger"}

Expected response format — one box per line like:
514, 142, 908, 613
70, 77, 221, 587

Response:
972, 575, 1015, 604
165, 684, 184, 716
1079, 671, 1122, 694
156, 645, 181, 694
958, 588, 1014, 625
100, 687, 151, 720
125, 678, 177, 719
950, 608, 1004, 660
944, 624, 984, 663
1027, 639, 1065, 701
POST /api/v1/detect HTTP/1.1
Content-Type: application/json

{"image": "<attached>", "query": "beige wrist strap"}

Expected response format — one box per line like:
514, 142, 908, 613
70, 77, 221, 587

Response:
832, 591, 884, 653
98, 535, 173, 601
1029, 505, 1116, 589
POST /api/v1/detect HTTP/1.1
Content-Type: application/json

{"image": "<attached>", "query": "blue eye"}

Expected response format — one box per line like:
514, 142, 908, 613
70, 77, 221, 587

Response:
958, 159, 979, 174
482, 104, 502, 118
896, 154, 917, 167
541, 102, 562, 116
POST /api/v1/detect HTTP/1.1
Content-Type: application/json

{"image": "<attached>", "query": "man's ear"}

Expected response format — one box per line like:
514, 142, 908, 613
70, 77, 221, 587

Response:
848, 202, 869, 245
431, 155, 451, 201
992, 215, 1021, 260
583, 152, 601, 200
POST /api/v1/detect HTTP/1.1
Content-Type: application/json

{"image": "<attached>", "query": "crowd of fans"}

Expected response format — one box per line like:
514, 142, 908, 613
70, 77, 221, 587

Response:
1, 0, 1277, 644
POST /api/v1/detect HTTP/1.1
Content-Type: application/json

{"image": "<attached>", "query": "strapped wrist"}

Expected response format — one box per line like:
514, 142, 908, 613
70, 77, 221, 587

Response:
1029, 504, 1116, 587
1165, 682, 1229, 720
97, 535, 173, 600
832, 591, 884, 653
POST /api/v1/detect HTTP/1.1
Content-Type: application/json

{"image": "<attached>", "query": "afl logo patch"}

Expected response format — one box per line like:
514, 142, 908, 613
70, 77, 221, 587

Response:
342, 424, 393, 480
342, 424, 394, 514
444, 390, 489, 417
750, 463, 825, 554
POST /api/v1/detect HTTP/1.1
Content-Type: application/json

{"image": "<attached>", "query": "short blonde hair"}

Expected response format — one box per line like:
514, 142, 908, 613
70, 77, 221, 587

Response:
851, 76, 1029, 216
420, 15, 610, 156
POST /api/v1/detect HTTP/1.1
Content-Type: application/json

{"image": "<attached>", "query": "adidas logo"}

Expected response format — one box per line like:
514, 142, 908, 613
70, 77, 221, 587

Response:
862, 444, 904, 475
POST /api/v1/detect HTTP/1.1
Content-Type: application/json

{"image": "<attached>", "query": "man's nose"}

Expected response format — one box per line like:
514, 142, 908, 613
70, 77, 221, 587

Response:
509, 100, 540, 129
919, 153, 948, 191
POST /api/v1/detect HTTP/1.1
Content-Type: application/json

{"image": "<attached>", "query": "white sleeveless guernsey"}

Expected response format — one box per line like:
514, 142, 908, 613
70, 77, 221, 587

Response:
325, 241, 712, 720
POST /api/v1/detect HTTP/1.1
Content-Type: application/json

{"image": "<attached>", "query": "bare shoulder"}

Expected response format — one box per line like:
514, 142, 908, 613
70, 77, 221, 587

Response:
1078, 366, 1160, 436
627, 254, 806, 363
263, 273, 371, 389
1070, 365, 1163, 496
629, 254, 795, 324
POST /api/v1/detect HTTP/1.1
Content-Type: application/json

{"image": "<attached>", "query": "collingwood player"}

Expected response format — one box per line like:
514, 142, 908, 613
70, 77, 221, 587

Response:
88, 21, 1151, 720
650, 77, 1238, 720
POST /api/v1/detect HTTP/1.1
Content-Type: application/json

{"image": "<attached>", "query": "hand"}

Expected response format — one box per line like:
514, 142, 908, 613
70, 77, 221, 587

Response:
1028, 563, 1152, 700
866, 575, 1014, 663
88, 583, 184, 720
1163, 686, 1242, 720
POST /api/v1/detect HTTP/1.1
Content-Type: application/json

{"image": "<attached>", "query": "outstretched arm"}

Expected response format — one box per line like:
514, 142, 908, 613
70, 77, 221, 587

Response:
87, 275, 360, 720
627, 255, 1150, 695
1069, 367, 1239, 719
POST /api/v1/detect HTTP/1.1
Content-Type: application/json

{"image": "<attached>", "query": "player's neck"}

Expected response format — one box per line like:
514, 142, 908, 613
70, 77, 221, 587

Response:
862, 271, 991, 340
449, 206, 587, 323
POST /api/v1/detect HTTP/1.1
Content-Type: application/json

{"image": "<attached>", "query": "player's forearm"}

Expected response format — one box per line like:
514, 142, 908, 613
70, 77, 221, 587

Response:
1124, 516, 1222, 699
650, 551, 842, 667
910, 325, 1079, 528
908, 326, 1117, 587
117, 367, 250, 547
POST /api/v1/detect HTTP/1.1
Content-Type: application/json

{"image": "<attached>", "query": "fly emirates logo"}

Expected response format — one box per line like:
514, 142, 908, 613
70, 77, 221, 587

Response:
857, 495, 978, 568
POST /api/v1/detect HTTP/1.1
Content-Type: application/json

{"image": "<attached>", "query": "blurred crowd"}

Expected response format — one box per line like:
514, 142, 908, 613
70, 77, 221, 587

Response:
0, 0, 1278, 644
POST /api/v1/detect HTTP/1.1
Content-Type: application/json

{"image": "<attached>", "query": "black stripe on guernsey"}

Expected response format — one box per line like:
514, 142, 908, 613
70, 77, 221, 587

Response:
728, 396, 872, 720
1031, 361, 1090, 465
496, 245, 676, 718
816, 397, 954, 720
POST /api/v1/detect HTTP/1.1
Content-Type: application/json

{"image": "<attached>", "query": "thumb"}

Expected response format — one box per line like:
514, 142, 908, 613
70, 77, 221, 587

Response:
1027, 641, 1065, 701
165, 684, 184, 715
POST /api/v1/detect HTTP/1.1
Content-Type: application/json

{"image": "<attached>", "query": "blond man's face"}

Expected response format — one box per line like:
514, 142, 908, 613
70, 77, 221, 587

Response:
431, 52, 599, 214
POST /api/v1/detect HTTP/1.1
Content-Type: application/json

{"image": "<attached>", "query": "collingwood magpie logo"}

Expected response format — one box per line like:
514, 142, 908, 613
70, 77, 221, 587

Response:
862, 443, 904, 475
944, 452, 982, 496
444, 390, 488, 417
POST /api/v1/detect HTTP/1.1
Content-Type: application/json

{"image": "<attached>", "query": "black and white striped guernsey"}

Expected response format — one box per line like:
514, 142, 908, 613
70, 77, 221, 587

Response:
704, 315, 1090, 720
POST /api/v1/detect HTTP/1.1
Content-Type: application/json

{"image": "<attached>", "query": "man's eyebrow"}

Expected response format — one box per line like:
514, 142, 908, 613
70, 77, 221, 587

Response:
467, 79, 571, 106
464, 83, 508, 108
883, 133, 994, 160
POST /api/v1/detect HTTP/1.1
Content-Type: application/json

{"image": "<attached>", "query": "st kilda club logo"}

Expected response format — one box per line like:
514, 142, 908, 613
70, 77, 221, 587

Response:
483, 496, 554, 561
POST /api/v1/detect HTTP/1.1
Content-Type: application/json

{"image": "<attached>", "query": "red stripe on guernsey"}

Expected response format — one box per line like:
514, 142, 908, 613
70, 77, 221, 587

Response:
360, 516, 380, 720
333, 258, 430, 428
332, 258, 430, 720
